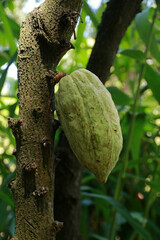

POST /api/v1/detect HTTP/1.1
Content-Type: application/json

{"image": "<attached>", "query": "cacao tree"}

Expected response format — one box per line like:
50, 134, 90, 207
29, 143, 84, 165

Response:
1, 0, 160, 240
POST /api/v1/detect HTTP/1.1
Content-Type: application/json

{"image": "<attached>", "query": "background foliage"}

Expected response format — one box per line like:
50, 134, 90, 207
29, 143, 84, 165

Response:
0, 0, 160, 239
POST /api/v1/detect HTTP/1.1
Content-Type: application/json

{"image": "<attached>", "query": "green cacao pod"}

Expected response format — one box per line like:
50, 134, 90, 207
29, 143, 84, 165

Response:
55, 69, 123, 184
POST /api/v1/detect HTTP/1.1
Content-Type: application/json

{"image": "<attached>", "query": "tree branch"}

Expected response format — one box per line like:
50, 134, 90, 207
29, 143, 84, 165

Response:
87, 0, 142, 83
12, 0, 83, 239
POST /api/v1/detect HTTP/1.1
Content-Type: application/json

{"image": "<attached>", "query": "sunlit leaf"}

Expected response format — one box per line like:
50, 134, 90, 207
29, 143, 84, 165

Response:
0, 3, 17, 54
135, 8, 160, 62
76, 10, 87, 48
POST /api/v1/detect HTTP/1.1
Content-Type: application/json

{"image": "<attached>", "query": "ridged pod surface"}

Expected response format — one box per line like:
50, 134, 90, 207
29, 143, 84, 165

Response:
55, 69, 123, 184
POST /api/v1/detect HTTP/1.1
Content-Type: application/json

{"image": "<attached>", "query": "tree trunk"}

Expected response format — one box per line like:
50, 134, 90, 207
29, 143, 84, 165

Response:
9, 1, 83, 239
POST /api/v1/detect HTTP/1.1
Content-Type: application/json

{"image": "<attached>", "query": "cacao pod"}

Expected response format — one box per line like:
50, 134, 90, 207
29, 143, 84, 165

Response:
55, 69, 123, 184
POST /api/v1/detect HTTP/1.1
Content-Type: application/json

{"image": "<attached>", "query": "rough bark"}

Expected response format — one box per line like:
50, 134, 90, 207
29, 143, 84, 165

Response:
9, 1, 83, 239
87, 0, 142, 83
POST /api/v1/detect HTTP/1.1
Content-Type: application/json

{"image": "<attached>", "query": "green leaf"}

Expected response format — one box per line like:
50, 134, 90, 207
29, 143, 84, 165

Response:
0, 51, 10, 66
118, 49, 146, 62
7, 16, 20, 39
8, 101, 18, 118
0, 51, 17, 94
7, 0, 15, 12
131, 212, 146, 225
156, 0, 160, 8
107, 87, 132, 106
0, 191, 14, 207
76, 10, 87, 48
90, 233, 107, 240
148, 219, 160, 237
81, 175, 95, 184
54, 127, 61, 147
0, 29, 8, 46
144, 64, 160, 103
0, 3, 17, 54
81, 192, 152, 240
131, 115, 145, 160
135, 8, 160, 62
83, 1, 99, 28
